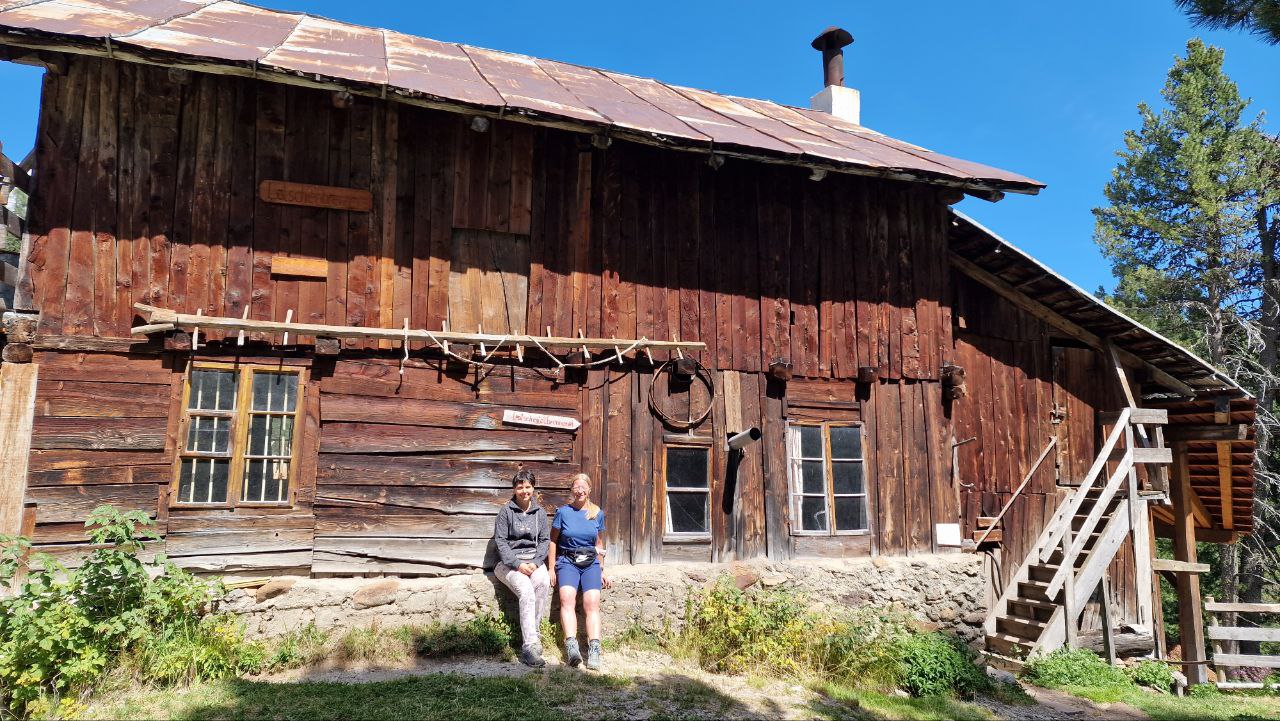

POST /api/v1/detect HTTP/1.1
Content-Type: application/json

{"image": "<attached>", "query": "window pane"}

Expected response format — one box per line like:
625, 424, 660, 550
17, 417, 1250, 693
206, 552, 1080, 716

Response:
835, 496, 868, 531
185, 416, 231, 453
248, 415, 295, 457
244, 459, 290, 503
252, 372, 298, 412
830, 426, 862, 460
832, 461, 864, 495
666, 447, 709, 488
800, 496, 828, 531
799, 425, 823, 458
801, 460, 826, 494
189, 369, 237, 411
178, 458, 229, 504
667, 492, 708, 534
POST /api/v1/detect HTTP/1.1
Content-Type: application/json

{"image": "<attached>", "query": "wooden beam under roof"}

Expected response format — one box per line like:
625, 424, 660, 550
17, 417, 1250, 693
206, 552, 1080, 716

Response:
950, 253, 1198, 397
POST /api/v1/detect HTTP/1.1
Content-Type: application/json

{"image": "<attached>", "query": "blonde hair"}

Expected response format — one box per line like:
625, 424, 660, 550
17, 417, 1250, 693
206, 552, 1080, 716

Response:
570, 472, 601, 521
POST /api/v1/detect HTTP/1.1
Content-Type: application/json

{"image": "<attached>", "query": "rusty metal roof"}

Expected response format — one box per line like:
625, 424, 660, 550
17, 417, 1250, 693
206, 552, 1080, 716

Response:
0, 0, 1044, 195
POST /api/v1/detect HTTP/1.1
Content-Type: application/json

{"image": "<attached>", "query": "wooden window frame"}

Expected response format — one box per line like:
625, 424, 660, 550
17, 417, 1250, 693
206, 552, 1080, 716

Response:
786, 421, 870, 537
661, 443, 713, 542
171, 362, 306, 509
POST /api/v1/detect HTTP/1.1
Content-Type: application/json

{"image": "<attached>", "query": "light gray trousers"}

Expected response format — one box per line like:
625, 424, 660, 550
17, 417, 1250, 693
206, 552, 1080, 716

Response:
495, 561, 551, 648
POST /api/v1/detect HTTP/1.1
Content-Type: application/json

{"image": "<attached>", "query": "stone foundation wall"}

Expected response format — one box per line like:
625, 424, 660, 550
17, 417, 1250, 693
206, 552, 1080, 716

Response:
225, 553, 988, 643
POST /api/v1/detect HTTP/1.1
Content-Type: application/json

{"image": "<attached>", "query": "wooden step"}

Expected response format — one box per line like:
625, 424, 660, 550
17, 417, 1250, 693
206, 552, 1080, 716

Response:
997, 614, 1047, 641
972, 528, 1002, 544
981, 650, 1026, 674
1018, 580, 1059, 602
1008, 597, 1058, 622
977, 516, 998, 529
985, 632, 1034, 659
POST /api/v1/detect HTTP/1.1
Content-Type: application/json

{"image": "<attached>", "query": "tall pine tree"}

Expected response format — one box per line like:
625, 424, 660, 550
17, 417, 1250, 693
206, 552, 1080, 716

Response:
1094, 39, 1280, 655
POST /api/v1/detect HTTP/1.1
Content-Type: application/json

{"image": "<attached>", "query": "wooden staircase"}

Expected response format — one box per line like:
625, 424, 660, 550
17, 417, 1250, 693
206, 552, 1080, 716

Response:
983, 407, 1167, 667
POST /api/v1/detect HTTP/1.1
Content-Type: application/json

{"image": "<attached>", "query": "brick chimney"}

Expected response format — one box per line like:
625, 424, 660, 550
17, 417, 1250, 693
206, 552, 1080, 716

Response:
809, 27, 859, 125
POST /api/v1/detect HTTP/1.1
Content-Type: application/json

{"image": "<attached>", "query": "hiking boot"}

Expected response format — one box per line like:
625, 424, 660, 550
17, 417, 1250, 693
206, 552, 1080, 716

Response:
585, 639, 602, 671
518, 645, 546, 668
564, 638, 583, 667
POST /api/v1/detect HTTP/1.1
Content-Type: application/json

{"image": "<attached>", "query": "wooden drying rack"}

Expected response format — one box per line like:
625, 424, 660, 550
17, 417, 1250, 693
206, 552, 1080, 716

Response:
130, 303, 706, 365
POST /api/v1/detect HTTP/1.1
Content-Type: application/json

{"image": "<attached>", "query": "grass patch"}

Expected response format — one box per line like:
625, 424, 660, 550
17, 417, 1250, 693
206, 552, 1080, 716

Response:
1060, 685, 1280, 721
808, 682, 994, 721
84, 675, 565, 721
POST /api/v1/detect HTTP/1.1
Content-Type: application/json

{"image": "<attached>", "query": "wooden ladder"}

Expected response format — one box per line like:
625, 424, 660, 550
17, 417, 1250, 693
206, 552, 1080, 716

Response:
982, 406, 1169, 668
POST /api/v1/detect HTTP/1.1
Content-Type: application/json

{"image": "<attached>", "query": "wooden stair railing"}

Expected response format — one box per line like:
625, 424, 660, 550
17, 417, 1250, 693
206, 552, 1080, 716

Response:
983, 406, 1169, 667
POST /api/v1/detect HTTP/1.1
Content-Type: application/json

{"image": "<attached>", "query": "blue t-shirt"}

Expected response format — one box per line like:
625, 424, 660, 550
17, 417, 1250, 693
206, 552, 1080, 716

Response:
552, 504, 605, 551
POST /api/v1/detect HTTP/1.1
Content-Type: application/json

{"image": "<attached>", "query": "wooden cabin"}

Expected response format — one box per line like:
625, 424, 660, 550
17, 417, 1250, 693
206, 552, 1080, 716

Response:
0, 1, 1257, 674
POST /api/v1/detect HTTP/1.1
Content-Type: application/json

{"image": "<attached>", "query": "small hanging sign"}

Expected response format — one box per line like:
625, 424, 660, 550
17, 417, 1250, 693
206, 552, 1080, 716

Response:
260, 180, 373, 212
502, 409, 581, 431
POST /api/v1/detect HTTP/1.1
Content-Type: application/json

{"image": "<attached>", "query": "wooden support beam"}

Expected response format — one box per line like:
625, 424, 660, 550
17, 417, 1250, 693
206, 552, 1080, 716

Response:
1170, 442, 1208, 686
0, 362, 38, 536
950, 254, 1198, 397
1204, 601, 1280, 613
1188, 487, 1213, 529
1217, 442, 1234, 530
132, 304, 705, 353
1162, 424, 1249, 441
1154, 523, 1239, 544
1152, 559, 1210, 573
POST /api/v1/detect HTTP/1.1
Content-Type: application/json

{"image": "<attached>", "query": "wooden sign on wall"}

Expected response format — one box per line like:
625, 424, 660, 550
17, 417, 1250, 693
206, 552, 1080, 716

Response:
259, 180, 373, 212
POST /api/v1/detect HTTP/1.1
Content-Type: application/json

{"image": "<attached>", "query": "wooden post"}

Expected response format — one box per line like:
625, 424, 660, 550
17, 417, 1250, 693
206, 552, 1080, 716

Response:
1062, 528, 1078, 649
1151, 505, 1167, 659
1100, 575, 1117, 666
1171, 441, 1208, 685
0, 362, 38, 536
1205, 596, 1222, 684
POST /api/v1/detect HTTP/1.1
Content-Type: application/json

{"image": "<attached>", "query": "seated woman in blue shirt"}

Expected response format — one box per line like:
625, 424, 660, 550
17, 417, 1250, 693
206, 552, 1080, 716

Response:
549, 472, 611, 670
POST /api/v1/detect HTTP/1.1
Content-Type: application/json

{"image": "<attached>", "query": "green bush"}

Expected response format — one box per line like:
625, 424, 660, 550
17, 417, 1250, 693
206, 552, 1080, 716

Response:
1127, 660, 1174, 692
0, 506, 261, 717
267, 623, 330, 671
810, 608, 913, 690
677, 578, 993, 699
892, 632, 990, 698
682, 579, 815, 676
1023, 648, 1133, 690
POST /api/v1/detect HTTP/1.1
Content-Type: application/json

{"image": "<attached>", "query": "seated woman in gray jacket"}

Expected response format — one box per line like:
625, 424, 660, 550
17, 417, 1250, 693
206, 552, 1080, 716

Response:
493, 469, 551, 667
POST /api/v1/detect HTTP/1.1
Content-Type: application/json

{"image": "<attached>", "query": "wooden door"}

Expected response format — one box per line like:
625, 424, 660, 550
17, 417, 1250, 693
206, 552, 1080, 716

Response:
1051, 345, 1100, 486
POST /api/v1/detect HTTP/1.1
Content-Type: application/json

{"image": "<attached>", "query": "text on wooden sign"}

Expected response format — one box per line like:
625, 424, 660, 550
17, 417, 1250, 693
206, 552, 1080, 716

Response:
502, 409, 581, 431
259, 180, 373, 212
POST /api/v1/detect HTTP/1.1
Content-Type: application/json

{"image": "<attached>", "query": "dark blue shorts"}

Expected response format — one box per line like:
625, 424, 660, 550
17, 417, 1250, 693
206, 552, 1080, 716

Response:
555, 556, 602, 592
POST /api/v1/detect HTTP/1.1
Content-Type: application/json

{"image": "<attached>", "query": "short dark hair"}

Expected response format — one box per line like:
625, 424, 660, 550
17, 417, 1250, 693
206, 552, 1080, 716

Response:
512, 469, 537, 487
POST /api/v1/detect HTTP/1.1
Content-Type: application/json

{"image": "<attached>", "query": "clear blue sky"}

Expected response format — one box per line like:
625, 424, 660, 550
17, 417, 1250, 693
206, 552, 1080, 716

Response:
0, 0, 1275, 293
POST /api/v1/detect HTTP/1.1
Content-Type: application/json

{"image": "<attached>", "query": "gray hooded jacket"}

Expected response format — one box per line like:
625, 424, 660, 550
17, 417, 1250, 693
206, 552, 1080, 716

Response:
493, 499, 550, 568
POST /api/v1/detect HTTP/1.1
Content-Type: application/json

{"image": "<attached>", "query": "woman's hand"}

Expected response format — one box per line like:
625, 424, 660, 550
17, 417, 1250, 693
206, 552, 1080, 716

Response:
601, 570, 612, 590
548, 566, 557, 587
518, 562, 537, 576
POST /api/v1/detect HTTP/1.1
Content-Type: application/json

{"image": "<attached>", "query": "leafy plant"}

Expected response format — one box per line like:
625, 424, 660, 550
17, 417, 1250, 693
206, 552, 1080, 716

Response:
682, 579, 815, 676
1128, 660, 1174, 691
0, 505, 260, 718
1022, 648, 1133, 690
892, 632, 990, 698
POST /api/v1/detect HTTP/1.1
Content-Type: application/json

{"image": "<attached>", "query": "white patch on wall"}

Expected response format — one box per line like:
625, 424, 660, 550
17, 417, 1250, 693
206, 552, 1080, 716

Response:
935, 523, 962, 547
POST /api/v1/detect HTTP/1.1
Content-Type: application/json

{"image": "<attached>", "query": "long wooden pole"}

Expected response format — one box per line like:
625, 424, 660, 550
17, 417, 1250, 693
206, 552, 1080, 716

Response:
132, 303, 706, 352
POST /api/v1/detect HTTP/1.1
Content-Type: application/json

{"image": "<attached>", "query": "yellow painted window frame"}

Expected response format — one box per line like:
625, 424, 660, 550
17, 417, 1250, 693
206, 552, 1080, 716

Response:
661, 443, 713, 541
786, 421, 870, 537
171, 361, 306, 508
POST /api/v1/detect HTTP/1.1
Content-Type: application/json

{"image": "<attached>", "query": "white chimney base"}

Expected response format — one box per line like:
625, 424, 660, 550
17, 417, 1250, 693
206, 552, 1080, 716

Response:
810, 85, 860, 125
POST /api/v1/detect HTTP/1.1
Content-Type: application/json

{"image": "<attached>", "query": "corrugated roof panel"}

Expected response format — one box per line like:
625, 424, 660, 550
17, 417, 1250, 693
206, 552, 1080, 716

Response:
0, 0, 1044, 192
731, 98, 888, 168
126, 1, 300, 63
384, 30, 503, 108
261, 14, 386, 86
0, 0, 212, 37
461, 46, 604, 124
602, 71, 788, 153
535, 59, 707, 141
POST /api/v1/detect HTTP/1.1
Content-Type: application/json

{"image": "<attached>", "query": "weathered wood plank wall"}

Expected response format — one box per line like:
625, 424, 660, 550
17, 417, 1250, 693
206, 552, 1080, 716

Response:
14, 55, 1102, 580
951, 273, 1140, 624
